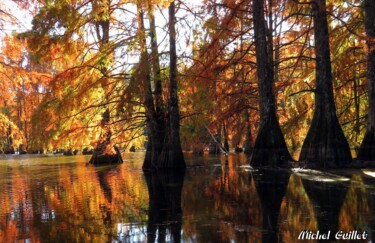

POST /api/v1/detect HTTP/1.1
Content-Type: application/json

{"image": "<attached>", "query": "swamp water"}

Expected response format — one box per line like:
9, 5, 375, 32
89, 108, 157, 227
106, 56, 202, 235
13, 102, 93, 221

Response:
0, 153, 374, 242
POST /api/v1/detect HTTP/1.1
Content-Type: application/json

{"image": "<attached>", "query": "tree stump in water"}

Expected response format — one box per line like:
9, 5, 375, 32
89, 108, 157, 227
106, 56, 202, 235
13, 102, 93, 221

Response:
192, 148, 204, 156
89, 144, 123, 165
63, 149, 73, 156
208, 141, 221, 154
4, 145, 15, 154
82, 148, 94, 155
19, 144, 27, 154
235, 146, 243, 153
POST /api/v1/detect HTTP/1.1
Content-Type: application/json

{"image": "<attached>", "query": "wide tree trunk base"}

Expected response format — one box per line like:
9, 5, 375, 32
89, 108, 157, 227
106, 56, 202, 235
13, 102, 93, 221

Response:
89, 146, 123, 165
158, 142, 185, 169
357, 129, 375, 161
250, 117, 292, 167
144, 142, 185, 170
299, 114, 351, 168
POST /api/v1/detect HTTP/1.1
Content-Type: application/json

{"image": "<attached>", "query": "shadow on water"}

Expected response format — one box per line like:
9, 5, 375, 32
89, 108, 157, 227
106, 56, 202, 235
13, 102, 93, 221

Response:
253, 169, 290, 242
301, 173, 348, 240
144, 170, 185, 243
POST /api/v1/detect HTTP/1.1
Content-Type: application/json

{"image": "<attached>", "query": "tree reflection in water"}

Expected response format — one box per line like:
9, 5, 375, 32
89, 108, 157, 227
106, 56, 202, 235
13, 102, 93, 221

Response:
1, 155, 375, 242
339, 174, 371, 240
0, 157, 150, 242
253, 169, 290, 242
302, 173, 348, 241
279, 174, 318, 242
200, 155, 263, 242
144, 170, 185, 243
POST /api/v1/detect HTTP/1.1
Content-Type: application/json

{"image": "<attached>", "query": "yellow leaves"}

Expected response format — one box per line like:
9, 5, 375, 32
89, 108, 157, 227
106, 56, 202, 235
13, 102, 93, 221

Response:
0, 113, 25, 146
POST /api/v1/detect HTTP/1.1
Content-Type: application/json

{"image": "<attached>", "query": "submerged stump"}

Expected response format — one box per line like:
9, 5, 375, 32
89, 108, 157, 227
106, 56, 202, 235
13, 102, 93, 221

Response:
89, 144, 123, 165
4, 145, 15, 154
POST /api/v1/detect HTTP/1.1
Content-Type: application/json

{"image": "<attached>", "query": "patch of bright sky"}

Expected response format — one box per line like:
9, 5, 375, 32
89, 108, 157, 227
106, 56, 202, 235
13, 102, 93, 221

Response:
1, 0, 204, 71
1, 0, 33, 33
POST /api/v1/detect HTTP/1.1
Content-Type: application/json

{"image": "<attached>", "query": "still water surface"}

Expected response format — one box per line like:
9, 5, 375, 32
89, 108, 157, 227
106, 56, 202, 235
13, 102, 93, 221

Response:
0, 153, 374, 242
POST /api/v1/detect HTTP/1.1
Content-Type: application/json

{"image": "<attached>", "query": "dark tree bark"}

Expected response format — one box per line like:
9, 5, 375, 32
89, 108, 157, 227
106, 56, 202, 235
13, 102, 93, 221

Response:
222, 123, 229, 152
358, 0, 375, 161
144, 170, 185, 242
151, 1, 185, 169
299, 0, 351, 168
250, 0, 292, 167
143, 2, 166, 169
243, 109, 253, 154
142, 1, 185, 170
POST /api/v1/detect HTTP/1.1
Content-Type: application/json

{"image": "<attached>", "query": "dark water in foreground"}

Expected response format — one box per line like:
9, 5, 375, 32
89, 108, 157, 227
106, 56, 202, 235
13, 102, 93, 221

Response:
0, 153, 374, 242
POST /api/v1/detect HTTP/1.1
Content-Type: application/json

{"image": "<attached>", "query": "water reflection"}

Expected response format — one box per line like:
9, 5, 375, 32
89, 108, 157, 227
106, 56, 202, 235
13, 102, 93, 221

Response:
279, 174, 318, 242
339, 174, 372, 240
145, 171, 185, 242
253, 169, 290, 242
301, 172, 348, 240
0, 156, 149, 242
0, 154, 375, 242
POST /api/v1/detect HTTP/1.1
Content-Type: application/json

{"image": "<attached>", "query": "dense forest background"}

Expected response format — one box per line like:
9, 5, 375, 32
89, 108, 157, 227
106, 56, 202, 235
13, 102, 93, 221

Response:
0, 0, 373, 166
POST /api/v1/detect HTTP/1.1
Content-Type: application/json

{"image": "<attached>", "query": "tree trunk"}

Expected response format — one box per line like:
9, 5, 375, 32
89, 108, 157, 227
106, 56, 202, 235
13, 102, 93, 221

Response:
89, 3, 122, 165
243, 108, 253, 154
358, 0, 375, 161
142, 1, 185, 170
143, 2, 166, 169
156, 1, 186, 169
250, 0, 292, 167
222, 122, 229, 152
299, 0, 351, 168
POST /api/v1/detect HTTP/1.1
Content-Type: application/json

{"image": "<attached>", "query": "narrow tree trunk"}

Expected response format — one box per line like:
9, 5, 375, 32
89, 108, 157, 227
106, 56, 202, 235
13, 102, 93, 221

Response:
143, 2, 166, 169
358, 0, 375, 161
299, 0, 351, 168
137, 4, 162, 169
353, 71, 361, 142
250, 0, 292, 167
243, 108, 253, 154
157, 1, 186, 169
89, 4, 122, 164
222, 122, 229, 152
147, 2, 164, 115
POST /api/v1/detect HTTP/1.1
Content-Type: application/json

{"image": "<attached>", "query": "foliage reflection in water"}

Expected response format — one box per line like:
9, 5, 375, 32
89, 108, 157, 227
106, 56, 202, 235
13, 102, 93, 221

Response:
0, 153, 374, 242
